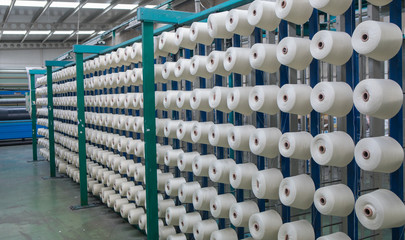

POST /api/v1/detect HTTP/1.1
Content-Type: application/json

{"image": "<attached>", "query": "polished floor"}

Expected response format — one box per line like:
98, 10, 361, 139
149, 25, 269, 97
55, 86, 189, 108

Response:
0, 144, 146, 240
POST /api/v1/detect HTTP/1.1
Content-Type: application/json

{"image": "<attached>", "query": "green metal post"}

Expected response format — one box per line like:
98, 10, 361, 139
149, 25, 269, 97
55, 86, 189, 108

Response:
76, 52, 88, 206
46, 66, 56, 177
142, 21, 158, 240
30, 74, 37, 161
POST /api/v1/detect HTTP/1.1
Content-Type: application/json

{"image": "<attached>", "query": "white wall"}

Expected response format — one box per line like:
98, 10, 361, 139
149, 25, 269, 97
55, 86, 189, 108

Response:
0, 48, 71, 69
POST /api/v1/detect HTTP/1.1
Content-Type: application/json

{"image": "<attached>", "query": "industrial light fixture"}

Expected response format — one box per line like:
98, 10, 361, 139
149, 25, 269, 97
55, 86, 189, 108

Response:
83, 3, 110, 9
30, 30, 51, 34
77, 30, 95, 35
113, 4, 138, 10
53, 31, 74, 35
50, 2, 79, 8
14, 0, 47, 7
98, 31, 105, 34
3, 30, 27, 34
145, 5, 156, 8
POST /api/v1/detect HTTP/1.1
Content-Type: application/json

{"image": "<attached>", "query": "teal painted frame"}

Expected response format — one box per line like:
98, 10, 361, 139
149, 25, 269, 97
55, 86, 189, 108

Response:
72, 44, 109, 206
41, 1, 255, 237
28, 69, 46, 162
29, 69, 46, 162
137, 8, 194, 23
44, 61, 73, 177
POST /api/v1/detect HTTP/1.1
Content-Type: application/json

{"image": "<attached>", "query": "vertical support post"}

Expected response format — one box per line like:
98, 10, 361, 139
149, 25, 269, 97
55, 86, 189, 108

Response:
389, 1, 404, 239
309, 10, 321, 238
345, 2, 360, 239
336, 15, 347, 131
212, 39, 225, 228
367, 4, 385, 138
185, 48, 194, 190
30, 74, 37, 161
142, 21, 159, 240
46, 66, 56, 177
253, 27, 265, 212
279, 19, 290, 223
75, 52, 88, 206
195, 42, 208, 217
232, 34, 244, 239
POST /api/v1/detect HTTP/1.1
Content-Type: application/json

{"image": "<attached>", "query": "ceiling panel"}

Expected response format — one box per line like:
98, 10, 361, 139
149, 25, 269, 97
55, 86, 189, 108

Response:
0, 0, 169, 44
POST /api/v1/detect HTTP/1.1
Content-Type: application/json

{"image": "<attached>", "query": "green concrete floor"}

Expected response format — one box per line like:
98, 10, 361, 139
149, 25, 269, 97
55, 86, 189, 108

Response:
0, 144, 146, 240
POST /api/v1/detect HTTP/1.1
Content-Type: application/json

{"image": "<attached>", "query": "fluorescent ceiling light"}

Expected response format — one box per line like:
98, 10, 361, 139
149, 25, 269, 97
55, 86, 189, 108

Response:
15, 0, 47, 7
98, 31, 105, 34
53, 30, 73, 35
0, 0, 11, 6
113, 4, 137, 10
30, 30, 51, 34
50, 2, 79, 8
144, 5, 156, 8
83, 3, 110, 9
3, 30, 27, 34
77, 30, 95, 35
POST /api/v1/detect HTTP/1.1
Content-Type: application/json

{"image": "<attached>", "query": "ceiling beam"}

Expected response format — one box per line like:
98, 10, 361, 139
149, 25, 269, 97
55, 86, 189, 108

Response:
42, 30, 55, 43
0, 0, 17, 40
3, 22, 115, 31
31, 0, 54, 24
62, 30, 78, 43
20, 30, 31, 43
21, 0, 53, 43
2, 0, 17, 24
0, 42, 74, 49
57, 0, 89, 24
82, 0, 122, 24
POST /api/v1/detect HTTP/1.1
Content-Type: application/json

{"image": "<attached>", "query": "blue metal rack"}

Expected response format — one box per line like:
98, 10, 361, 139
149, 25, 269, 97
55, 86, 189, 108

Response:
309, 10, 321, 239
34, 0, 404, 239
389, 1, 404, 240
345, 2, 361, 239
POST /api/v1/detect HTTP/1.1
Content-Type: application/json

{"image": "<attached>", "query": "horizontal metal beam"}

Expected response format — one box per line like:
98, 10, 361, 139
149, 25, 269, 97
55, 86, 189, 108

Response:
73, 45, 110, 54
45, 60, 73, 67
137, 8, 194, 23
29, 69, 47, 75
2, 22, 114, 31
0, 42, 73, 49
